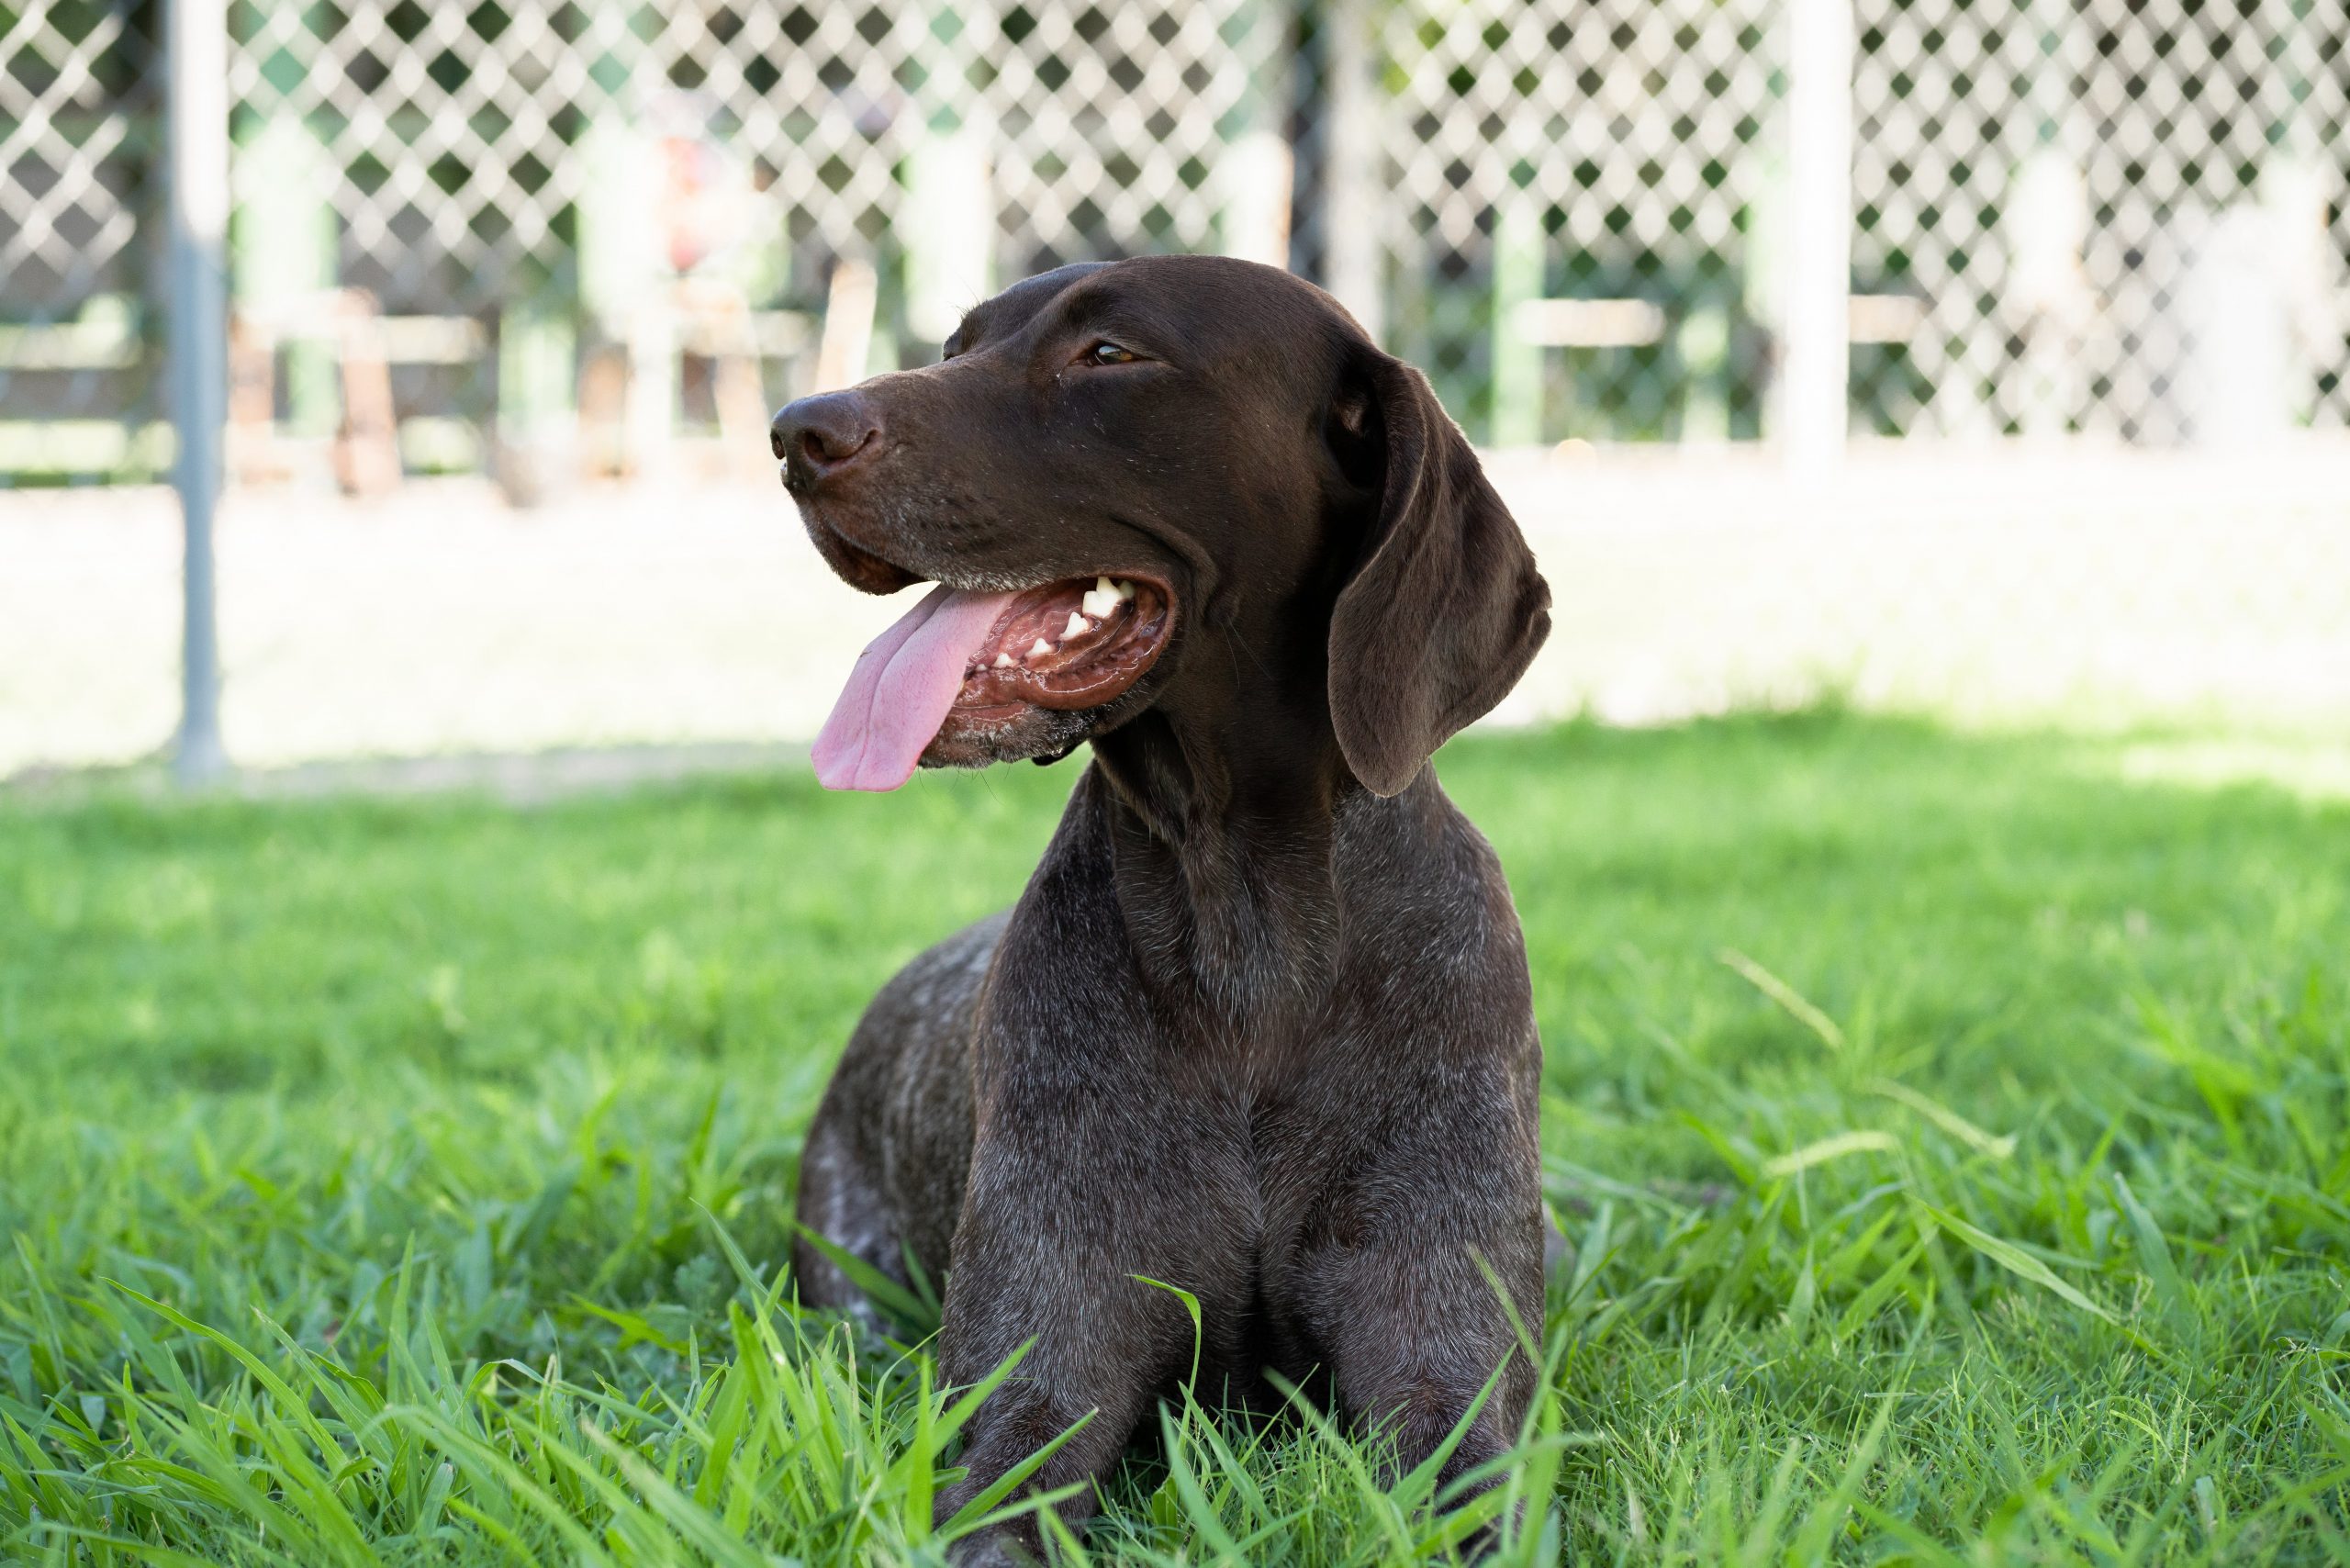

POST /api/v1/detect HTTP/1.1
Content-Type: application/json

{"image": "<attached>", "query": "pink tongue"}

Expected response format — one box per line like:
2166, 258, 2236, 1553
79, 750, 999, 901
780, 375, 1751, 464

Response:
812, 585, 1020, 791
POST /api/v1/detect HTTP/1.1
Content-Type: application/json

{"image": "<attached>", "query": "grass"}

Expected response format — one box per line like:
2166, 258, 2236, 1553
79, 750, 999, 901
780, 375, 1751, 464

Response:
3, 710, 2348, 1564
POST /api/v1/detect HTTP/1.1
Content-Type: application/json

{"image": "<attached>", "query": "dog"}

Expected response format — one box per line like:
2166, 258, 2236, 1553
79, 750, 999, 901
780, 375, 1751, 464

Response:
773, 255, 1551, 1562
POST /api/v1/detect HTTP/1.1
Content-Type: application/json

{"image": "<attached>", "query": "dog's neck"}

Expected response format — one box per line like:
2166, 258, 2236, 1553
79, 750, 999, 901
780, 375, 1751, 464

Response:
1084, 702, 1411, 1028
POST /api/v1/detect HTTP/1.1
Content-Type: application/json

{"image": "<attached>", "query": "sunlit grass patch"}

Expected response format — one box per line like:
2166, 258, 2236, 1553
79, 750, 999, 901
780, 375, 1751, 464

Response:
4, 711, 2347, 1563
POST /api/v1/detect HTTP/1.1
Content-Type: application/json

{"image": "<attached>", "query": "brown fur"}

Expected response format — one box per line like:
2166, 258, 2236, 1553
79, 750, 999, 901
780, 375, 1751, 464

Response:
773, 256, 1552, 1563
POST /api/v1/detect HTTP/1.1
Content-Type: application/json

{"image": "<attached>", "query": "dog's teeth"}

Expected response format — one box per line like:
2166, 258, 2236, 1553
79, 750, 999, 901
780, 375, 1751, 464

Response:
1064, 610, 1090, 639
993, 652, 1015, 668
1080, 578, 1137, 618
1027, 637, 1054, 660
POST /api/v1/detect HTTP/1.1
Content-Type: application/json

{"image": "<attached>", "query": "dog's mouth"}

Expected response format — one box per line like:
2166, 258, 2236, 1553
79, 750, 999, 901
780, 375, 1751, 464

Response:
951, 575, 1173, 712
812, 571, 1174, 791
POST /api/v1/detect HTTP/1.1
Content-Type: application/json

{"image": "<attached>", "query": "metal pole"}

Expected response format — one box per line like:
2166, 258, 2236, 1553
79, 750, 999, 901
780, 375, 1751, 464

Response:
169, 0, 230, 783
1781, 0, 1852, 478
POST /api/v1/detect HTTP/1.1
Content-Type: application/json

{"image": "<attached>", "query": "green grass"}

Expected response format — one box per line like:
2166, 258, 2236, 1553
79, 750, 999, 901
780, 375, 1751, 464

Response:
4, 711, 2348, 1564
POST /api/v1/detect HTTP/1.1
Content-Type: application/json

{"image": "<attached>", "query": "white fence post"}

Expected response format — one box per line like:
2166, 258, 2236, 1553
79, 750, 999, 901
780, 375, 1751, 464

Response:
169, 0, 231, 783
903, 123, 995, 350
1781, 0, 1853, 477
1322, 0, 1382, 342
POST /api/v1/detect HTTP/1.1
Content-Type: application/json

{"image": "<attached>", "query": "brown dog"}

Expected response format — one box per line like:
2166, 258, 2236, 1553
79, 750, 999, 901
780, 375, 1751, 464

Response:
773, 256, 1551, 1562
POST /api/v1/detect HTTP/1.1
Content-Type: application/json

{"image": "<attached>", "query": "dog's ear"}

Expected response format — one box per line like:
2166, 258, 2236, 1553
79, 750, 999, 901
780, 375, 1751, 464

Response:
1326, 350, 1550, 797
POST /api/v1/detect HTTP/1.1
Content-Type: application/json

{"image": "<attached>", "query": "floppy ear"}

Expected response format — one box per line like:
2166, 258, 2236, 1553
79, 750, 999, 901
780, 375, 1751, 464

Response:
1327, 352, 1551, 797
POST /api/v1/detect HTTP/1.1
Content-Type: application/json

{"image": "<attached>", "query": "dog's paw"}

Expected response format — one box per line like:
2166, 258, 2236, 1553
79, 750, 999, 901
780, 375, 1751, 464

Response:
946, 1532, 1041, 1568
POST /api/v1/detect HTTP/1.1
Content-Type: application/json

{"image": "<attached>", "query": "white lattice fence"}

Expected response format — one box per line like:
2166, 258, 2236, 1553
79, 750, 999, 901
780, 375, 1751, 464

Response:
1852, 0, 2350, 441
5, 0, 2346, 475
1362, 0, 1782, 440
1358, 0, 2350, 444
219, 0, 1278, 355
979, 1, 1280, 274
0, 0, 159, 440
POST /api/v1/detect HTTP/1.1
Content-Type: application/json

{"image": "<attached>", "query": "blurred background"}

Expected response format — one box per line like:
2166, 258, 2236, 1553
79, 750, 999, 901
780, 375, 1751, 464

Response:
5, 0, 2348, 781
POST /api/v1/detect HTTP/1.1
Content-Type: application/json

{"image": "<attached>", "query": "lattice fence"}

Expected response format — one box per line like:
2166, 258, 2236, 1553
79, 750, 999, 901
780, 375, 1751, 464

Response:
1362, 0, 2350, 443
1851, 0, 2350, 442
225, 1, 1273, 316
0, 0, 162, 451
3, 0, 2345, 480
1361, 0, 1782, 440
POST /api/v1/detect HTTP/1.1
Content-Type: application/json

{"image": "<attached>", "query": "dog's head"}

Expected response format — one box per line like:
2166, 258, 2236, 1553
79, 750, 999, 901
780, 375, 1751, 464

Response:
775, 256, 1549, 796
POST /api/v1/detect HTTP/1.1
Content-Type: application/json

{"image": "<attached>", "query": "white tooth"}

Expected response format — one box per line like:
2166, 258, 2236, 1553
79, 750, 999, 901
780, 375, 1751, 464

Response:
1114, 578, 1136, 599
993, 652, 1015, 668
1027, 637, 1054, 659
1064, 610, 1090, 639
1080, 586, 1119, 617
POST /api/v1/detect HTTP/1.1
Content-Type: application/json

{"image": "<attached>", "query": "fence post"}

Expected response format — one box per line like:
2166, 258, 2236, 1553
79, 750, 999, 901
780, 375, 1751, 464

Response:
1779, 0, 1852, 476
234, 54, 337, 440
902, 123, 995, 349
1219, 0, 1294, 269
170, 0, 231, 784
1321, 0, 1382, 342
1490, 191, 1544, 446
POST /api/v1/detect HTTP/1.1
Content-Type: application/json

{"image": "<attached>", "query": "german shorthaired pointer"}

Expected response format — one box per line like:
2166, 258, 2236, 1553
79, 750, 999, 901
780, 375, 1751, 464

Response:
771, 255, 1551, 1563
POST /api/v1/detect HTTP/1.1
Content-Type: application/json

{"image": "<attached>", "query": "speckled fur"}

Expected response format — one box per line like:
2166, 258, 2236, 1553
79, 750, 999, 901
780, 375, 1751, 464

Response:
778, 257, 1554, 1564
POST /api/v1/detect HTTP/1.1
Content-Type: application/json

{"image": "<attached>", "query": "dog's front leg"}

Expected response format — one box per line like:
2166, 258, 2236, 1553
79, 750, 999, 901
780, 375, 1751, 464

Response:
1314, 1223, 1540, 1509
929, 1074, 1252, 1565
1286, 1060, 1547, 1551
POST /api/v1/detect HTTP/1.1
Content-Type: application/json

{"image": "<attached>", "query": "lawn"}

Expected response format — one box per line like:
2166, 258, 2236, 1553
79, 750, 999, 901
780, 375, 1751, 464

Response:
4, 711, 2347, 1565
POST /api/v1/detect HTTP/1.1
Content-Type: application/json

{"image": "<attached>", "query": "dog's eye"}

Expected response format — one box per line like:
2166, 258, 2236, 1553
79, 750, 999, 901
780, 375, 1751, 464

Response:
1085, 341, 1140, 366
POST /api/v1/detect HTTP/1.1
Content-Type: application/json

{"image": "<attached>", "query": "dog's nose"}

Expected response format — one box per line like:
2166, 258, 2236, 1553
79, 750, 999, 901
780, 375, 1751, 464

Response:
771, 391, 883, 492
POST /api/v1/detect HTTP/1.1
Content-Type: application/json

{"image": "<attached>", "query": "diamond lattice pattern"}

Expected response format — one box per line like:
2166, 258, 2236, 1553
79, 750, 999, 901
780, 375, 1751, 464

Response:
0, 0, 160, 421
6, 0, 2344, 446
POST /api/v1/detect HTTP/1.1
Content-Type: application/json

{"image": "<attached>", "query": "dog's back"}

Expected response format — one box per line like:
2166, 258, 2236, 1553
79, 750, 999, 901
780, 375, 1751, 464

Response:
791, 911, 1000, 1318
